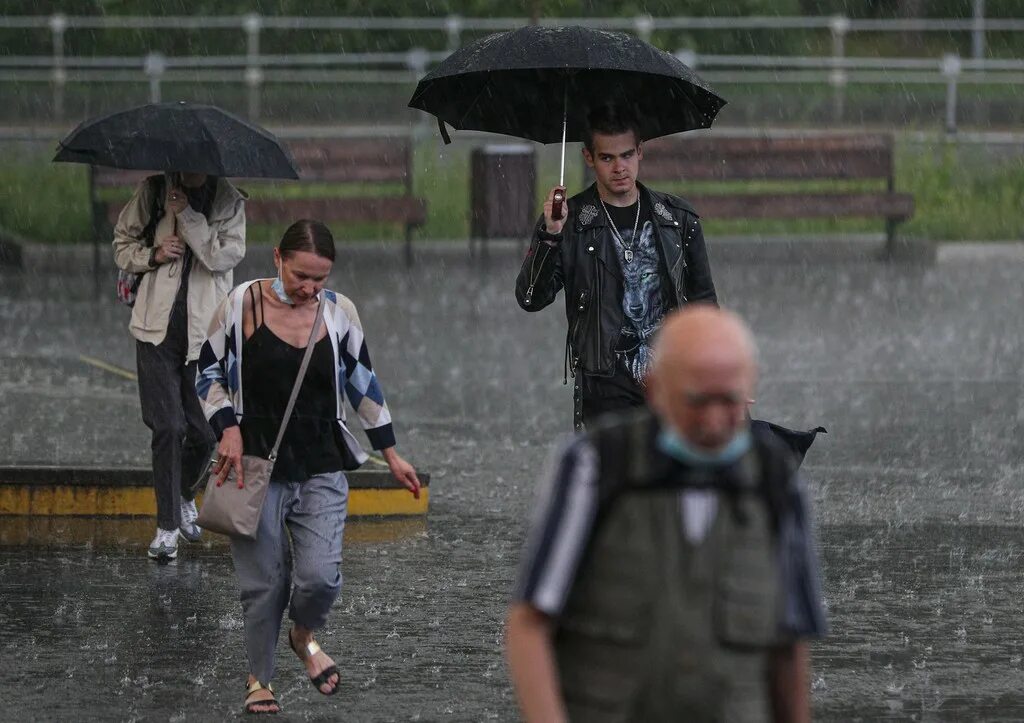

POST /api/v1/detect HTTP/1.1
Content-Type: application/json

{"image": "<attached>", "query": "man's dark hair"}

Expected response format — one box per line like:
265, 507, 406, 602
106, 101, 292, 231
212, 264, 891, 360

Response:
279, 219, 336, 262
583, 104, 642, 153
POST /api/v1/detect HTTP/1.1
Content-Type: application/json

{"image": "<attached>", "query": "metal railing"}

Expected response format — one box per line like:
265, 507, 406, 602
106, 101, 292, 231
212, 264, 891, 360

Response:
0, 4, 1018, 132
0, 49, 1014, 134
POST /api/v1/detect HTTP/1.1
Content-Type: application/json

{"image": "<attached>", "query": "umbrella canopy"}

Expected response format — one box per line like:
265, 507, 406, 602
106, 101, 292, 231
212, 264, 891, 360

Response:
53, 101, 299, 179
408, 25, 726, 145
751, 420, 827, 467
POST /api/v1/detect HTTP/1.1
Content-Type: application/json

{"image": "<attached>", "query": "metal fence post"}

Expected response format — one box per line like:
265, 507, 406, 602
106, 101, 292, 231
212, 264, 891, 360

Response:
445, 14, 463, 51
675, 48, 698, 70
145, 52, 166, 104
406, 48, 429, 82
829, 14, 850, 123
941, 53, 962, 135
405, 47, 431, 266
50, 13, 67, 121
635, 14, 654, 43
243, 13, 263, 119
407, 47, 430, 132
972, 0, 986, 60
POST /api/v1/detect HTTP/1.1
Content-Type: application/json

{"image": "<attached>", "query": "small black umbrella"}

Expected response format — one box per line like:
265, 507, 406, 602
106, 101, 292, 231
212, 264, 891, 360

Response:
751, 420, 827, 467
409, 24, 726, 203
53, 101, 299, 179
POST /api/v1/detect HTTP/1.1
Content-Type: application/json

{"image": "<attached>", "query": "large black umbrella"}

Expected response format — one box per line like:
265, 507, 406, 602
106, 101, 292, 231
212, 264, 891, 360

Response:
53, 101, 299, 179
409, 24, 726, 200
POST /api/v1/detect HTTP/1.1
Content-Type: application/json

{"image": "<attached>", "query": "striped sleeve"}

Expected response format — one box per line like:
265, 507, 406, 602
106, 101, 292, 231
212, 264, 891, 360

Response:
195, 293, 238, 439
336, 297, 395, 450
512, 435, 600, 617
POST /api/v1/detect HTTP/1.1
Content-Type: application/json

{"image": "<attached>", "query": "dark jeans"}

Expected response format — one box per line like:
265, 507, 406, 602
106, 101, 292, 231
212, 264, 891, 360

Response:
581, 373, 645, 428
136, 299, 215, 531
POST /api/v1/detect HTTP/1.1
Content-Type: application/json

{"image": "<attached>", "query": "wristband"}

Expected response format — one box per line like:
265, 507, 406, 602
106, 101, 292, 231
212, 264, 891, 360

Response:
538, 227, 562, 243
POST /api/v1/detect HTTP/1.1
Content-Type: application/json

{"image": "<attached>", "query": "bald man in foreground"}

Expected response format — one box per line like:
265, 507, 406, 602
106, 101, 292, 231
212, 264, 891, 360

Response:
506, 306, 826, 723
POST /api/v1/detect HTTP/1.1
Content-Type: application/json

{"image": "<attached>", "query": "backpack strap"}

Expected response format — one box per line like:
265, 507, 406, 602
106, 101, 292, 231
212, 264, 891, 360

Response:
590, 408, 661, 506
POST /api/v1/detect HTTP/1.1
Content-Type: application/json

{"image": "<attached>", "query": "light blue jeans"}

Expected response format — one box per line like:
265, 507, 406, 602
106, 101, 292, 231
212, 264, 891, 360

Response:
230, 471, 348, 683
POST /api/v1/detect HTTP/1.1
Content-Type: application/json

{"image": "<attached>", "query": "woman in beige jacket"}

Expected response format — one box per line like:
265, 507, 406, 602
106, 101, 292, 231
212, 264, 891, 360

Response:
113, 171, 247, 560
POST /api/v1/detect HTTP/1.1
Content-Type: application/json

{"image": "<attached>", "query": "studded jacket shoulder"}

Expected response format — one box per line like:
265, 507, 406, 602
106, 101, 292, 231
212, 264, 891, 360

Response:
514, 182, 717, 378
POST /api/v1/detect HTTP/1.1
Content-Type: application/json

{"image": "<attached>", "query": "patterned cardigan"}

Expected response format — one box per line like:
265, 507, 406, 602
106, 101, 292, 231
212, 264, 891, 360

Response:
196, 280, 395, 465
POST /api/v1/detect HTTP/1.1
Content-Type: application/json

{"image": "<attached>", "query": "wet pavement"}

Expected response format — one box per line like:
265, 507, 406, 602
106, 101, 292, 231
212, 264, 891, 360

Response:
2, 240, 1024, 720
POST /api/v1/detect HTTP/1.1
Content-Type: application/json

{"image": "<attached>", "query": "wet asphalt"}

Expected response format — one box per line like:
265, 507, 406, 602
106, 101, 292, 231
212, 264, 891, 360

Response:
2, 240, 1024, 720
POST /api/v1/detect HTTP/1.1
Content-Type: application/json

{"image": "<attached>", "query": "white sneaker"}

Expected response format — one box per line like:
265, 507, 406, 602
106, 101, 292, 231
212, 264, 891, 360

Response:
148, 528, 179, 560
179, 499, 202, 543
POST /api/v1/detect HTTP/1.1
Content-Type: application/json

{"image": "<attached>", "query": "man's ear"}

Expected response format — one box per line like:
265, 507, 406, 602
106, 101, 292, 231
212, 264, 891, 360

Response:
636, 142, 643, 161
582, 146, 594, 168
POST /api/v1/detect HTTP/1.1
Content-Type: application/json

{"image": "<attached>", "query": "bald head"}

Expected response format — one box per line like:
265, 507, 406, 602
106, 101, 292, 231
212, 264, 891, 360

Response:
647, 306, 758, 451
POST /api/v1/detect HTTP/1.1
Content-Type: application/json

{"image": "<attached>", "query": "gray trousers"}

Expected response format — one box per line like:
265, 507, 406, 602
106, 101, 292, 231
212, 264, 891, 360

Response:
135, 317, 215, 531
230, 472, 349, 684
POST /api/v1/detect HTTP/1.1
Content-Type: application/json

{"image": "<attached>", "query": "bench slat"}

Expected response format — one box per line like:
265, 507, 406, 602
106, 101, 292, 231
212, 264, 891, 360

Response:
92, 169, 153, 188
105, 196, 428, 227
287, 139, 411, 183
92, 138, 413, 185
688, 192, 914, 221
243, 197, 428, 226
643, 135, 894, 181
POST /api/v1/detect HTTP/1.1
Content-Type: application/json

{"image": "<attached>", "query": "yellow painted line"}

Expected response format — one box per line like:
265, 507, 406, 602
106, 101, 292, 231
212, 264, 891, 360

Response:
78, 355, 138, 381
0, 485, 427, 518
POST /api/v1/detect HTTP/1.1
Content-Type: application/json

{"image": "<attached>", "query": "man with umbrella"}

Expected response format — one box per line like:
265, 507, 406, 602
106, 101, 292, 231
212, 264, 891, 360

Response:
409, 25, 724, 431
113, 169, 246, 560
514, 103, 717, 429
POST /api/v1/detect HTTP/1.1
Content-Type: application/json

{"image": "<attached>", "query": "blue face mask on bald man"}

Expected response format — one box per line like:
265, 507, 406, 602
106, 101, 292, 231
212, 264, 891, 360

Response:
656, 423, 752, 467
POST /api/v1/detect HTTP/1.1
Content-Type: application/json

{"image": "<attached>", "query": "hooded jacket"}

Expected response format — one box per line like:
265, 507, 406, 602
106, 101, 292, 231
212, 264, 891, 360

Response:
112, 175, 247, 362
515, 182, 717, 379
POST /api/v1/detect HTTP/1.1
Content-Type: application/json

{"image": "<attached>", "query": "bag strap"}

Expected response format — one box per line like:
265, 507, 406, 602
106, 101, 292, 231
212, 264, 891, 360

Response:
267, 296, 326, 462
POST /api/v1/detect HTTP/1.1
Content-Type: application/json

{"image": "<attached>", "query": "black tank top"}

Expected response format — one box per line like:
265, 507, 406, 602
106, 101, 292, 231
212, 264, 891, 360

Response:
239, 284, 352, 482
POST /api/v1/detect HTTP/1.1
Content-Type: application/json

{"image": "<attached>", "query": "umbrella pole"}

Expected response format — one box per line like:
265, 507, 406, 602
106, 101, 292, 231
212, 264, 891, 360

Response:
559, 113, 566, 188
552, 87, 567, 221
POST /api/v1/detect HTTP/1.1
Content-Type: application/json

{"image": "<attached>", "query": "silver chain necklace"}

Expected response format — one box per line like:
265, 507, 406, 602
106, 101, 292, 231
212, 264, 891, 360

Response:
600, 196, 641, 264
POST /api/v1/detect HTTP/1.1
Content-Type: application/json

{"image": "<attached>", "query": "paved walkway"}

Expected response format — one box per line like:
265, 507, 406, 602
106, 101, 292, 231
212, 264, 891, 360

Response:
2, 242, 1023, 719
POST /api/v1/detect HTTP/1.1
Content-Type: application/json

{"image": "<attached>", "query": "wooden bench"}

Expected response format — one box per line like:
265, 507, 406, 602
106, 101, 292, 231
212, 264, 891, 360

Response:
89, 136, 428, 264
639, 134, 915, 249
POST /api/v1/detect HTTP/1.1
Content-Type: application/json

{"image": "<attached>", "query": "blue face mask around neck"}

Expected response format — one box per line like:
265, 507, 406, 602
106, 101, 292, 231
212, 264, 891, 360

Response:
271, 274, 295, 306
656, 424, 752, 468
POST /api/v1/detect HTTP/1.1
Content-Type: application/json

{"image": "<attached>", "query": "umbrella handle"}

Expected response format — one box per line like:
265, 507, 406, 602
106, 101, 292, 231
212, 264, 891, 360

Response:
552, 187, 566, 223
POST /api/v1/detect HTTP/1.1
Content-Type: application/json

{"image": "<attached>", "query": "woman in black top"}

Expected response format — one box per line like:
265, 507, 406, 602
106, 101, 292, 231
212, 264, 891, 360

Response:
201, 220, 420, 715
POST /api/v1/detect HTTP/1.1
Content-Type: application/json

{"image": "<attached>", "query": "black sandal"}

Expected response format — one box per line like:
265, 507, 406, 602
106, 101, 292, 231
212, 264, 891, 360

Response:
289, 628, 340, 696
244, 680, 280, 715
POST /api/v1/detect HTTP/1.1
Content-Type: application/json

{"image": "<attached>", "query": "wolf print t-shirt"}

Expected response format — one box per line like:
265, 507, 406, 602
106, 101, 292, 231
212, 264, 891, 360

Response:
583, 199, 675, 410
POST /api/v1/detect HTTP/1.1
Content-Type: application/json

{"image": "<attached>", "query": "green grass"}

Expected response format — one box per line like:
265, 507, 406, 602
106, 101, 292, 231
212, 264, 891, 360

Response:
2, 138, 1023, 245
0, 158, 93, 245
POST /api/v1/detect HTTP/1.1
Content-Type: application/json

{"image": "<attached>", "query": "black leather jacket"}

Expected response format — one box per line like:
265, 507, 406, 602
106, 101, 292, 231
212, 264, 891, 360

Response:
515, 182, 717, 378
